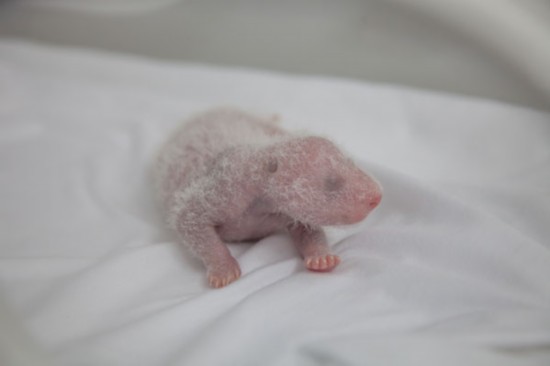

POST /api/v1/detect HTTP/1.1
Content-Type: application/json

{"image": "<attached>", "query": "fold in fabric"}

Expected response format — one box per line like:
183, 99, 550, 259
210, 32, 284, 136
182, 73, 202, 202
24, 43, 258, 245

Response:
0, 40, 549, 366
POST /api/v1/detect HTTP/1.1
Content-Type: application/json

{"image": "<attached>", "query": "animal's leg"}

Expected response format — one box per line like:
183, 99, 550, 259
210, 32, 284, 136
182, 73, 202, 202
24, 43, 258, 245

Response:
201, 241, 241, 288
288, 223, 340, 272
177, 225, 241, 288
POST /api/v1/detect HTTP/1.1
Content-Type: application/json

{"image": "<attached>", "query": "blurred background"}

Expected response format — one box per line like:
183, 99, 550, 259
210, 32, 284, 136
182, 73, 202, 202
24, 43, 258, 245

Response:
1, 2, 550, 365
1, 0, 549, 111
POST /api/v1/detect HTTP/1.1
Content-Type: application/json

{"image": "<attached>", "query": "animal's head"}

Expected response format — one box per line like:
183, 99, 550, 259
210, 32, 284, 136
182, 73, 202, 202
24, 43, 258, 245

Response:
262, 136, 382, 227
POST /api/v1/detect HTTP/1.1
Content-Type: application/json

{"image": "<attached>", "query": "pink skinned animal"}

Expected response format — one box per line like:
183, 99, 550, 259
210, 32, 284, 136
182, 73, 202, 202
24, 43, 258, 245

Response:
155, 108, 382, 288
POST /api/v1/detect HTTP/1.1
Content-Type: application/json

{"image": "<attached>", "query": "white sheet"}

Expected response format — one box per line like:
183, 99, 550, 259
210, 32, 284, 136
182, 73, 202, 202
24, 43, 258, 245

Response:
0, 39, 549, 366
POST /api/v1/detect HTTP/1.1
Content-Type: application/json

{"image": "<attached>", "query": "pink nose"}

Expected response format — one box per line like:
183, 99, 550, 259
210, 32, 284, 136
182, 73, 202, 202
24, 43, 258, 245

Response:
369, 194, 382, 208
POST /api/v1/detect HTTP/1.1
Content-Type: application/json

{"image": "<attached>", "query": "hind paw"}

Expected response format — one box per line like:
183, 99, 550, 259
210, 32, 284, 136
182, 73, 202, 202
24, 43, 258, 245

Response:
207, 261, 241, 288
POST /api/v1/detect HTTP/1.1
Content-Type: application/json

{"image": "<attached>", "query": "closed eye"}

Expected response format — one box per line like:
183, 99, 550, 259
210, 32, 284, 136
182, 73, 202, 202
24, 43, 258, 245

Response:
324, 175, 345, 192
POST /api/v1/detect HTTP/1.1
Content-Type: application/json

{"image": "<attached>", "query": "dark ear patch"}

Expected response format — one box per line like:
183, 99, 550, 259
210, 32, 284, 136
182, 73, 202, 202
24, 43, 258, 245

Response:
324, 175, 345, 192
266, 158, 278, 173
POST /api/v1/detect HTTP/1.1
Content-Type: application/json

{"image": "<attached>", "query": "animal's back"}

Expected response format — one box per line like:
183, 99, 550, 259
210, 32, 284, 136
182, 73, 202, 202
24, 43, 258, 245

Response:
155, 108, 286, 205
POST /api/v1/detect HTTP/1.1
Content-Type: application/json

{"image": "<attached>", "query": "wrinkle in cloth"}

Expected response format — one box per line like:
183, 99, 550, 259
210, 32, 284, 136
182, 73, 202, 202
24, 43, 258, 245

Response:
0, 40, 549, 366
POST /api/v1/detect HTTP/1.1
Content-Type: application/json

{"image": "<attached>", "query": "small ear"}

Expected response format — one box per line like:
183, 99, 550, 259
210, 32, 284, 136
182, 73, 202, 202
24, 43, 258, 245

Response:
265, 158, 278, 173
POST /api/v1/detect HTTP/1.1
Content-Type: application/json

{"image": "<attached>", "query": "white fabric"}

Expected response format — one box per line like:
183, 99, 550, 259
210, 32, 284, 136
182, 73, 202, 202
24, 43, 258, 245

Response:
0, 39, 549, 366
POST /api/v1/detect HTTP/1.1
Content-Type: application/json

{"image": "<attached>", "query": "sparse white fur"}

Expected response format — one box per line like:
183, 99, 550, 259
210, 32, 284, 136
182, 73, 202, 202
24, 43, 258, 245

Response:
156, 108, 288, 231
154, 107, 382, 288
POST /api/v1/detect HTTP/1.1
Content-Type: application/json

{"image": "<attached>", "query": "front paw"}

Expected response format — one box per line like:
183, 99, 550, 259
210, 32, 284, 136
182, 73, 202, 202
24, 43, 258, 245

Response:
207, 259, 242, 288
305, 254, 341, 272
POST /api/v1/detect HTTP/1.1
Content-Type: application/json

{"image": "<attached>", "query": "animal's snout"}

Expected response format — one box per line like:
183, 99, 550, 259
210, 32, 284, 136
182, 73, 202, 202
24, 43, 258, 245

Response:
369, 194, 382, 208
342, 191, 381, 224
357, 190, 381, 209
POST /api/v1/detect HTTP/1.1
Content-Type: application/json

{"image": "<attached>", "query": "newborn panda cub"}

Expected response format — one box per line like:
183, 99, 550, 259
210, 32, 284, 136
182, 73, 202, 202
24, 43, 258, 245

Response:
155, 108, 382, 288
